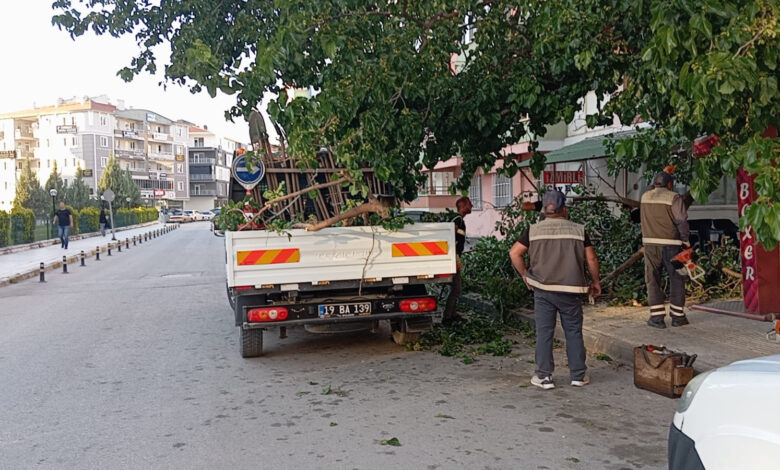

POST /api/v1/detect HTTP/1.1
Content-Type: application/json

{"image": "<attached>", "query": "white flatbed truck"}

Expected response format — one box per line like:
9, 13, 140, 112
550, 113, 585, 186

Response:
225, 223, 456, 357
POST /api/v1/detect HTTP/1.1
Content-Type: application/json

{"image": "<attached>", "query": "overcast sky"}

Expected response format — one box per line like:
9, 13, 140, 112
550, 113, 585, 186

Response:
0, 1, 253, 142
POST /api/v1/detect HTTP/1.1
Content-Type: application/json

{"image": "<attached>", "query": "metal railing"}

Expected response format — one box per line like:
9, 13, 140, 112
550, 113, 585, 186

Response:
190, 174, 215, 181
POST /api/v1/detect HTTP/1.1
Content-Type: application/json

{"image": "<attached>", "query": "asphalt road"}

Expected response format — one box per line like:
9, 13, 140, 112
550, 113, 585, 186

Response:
0, 223, 678, 470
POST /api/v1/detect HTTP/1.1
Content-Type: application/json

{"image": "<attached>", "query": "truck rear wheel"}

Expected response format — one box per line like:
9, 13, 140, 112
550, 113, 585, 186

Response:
240, 327, 263, 358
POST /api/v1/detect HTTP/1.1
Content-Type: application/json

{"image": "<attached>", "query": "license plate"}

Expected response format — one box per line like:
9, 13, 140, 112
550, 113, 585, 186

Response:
318, 302, 372, 318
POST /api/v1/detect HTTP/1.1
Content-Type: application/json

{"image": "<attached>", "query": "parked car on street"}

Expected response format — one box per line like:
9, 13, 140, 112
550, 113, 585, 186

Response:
669, 354, 780, 470
169, 210, 192, 223
200, 210, 215, 220
184, 210, 201, 221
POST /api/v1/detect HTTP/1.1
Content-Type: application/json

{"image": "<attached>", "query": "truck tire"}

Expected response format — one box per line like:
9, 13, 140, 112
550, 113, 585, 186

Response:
240, 327, 263, 358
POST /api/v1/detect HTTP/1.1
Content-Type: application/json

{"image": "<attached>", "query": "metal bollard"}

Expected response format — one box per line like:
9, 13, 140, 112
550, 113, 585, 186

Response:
39, 262, 45, 282
80, 250, 86, 267
118, 241, 122, 252
96, 246, 101, 261
62, 256, 68, 274
133, 236, 137, 246
108, 244, 112, 256
126, 238, 130, 249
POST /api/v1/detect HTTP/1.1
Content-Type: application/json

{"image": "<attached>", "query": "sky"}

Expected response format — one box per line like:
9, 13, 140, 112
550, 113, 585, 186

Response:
0, 1, 252, 142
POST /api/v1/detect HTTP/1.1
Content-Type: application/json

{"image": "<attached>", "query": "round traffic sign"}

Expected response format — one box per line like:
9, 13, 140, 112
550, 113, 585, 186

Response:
231, 154, 265, 190
102, 189, 115, 203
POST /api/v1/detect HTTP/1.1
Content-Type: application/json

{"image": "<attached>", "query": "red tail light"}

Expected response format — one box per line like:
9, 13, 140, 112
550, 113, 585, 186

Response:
400, 297, 437, 312
235, 285, 253, 290
435, 274, 452, 278
247, 307, 289, 322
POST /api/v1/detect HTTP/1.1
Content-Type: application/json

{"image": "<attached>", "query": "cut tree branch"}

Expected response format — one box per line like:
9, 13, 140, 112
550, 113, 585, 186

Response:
304, 200, 390, 232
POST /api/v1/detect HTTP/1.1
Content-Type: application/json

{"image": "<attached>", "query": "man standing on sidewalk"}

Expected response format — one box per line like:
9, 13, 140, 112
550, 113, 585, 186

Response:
640, 171, 691, 328
53, 202, 73, 249
443, 196, 472, 325
509, 191, 601, 390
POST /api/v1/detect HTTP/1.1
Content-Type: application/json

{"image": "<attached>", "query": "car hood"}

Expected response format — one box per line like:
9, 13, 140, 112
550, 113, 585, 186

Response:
717, 354, 780, 374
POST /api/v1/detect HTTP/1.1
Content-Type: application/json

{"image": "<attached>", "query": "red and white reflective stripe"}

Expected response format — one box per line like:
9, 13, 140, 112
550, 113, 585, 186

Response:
392, 241, 449, 257
236, 248, 300, 265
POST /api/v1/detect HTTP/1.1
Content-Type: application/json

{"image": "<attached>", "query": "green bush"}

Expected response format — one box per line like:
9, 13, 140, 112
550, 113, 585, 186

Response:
10, 206, 35, 244
79, 207, 100, 233
66, 206, 80, 235
134, 207, 157, 223
0, 210, 9, 247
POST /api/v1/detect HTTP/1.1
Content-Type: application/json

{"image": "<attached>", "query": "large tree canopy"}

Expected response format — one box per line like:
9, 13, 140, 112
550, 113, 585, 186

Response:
52, 0, 779, 246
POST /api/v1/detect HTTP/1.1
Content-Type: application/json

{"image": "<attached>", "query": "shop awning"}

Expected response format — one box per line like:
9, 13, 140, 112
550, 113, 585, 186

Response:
519, 131, 637, 167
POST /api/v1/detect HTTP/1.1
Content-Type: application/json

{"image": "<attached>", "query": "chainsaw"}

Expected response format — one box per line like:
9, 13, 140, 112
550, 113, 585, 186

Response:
671, 247, 705, 280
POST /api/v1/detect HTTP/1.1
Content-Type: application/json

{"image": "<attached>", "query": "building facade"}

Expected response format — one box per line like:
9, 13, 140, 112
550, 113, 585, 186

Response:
114, 109, 189, 208
184, 124, 242, 211
0, 97, 118, 209
0, 96, 195, 211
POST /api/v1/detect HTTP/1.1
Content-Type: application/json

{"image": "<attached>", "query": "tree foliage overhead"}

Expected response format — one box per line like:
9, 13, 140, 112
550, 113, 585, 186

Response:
52, 0, 780, 246
14, 158, 48, 219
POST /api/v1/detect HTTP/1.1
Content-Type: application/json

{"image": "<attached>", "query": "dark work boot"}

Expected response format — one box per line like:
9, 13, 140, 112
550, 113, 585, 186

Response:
671, 315, 690, 327
647, 316, 666, 329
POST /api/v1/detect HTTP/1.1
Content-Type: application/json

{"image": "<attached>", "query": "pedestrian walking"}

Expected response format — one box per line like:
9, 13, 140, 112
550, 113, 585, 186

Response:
443, 196, 472, 325
640, 171, 691, 328
509, 190, 601, 390
99, 208, 108, 237
53, 202, 74, 249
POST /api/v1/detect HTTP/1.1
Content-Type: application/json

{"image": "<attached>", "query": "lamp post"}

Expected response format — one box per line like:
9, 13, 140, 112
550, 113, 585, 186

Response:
49, 188, 58, 239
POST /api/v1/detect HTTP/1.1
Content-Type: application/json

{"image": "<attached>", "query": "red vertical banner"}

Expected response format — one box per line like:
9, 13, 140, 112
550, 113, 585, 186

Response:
737, 169, 760, 312
737, 168, 780, 316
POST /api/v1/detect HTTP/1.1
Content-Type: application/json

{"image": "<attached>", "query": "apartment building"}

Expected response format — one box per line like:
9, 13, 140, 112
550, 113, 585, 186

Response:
0, 97, 117, 208
114, 109, 189, 207
184, 123, 242, 211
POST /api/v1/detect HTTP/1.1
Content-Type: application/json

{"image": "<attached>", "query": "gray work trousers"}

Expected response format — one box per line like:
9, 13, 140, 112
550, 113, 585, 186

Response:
644, 245, 686, 315
533, 289, 587, 381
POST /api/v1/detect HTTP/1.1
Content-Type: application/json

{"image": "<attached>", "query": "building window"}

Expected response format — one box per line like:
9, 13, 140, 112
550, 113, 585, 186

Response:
63, 138, 67, 147
46, 139, 50, 147
101, 157, 108, 168
64, 159, 68, 167
176, 163, 183, 173
100, 136, 109, 147
47, 159, 51, 168
177, 181, 184, 191
100, 114, 108, 126
73, 158, 76, 167
468, 175, 482, 210
194, 137, 204, 147
130, 141, 136, 150
72, 137, 77, 146
493, 173, 513, 209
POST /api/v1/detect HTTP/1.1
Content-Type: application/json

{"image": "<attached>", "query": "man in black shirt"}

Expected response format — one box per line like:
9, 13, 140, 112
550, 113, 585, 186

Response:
53, 202, 74, 249
443, 196, 472, 325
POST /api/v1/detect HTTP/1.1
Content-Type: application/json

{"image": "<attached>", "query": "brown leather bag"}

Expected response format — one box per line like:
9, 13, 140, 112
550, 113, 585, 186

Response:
633, 345, 695, 398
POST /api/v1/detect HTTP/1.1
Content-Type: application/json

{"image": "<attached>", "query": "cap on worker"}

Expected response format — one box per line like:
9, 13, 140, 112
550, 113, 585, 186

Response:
653, 171, 674, 187
542, 190, 566, 214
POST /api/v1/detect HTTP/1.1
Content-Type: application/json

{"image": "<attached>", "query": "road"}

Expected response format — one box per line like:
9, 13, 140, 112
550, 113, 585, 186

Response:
0, 223, 677, 470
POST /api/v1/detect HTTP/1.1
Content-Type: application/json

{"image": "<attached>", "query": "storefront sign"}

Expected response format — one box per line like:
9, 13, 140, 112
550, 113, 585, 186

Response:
122, 130, 138, 138
82, 169, 93, 177
175, 154, 185, 161
0, 150, 16, 158
543, 170, 583, 185
56, 125, 78, 134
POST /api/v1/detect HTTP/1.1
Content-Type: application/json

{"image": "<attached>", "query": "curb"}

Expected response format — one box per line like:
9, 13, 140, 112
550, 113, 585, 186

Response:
0, 221, 160, 256
0, 224, 179, 288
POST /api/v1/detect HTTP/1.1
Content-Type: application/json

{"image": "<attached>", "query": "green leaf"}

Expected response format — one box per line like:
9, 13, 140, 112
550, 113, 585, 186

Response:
380, 437, 401, 446
435, 414, 456, 419
718, 80, 735, 95
321, 385, 332, 395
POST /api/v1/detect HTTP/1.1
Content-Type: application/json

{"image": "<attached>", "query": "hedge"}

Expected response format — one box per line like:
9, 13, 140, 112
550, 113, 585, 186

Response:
66, 206, 80, 235
0, 210, 9, 247
79, 207, 100, 233
11, 207, 35, 244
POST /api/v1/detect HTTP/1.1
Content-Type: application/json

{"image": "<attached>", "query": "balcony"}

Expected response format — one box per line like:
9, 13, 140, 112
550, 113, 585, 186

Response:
115, 129, 143, 140
115, 149, 146, 159
148, 152, 174, 161
191, 189, 218, 196
15, 129, 35, 140
190, 174, 215, 181
189, 157, 216, 165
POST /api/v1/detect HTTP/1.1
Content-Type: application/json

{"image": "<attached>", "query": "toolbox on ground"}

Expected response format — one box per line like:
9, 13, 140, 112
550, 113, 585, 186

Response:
633, 345, 696, 398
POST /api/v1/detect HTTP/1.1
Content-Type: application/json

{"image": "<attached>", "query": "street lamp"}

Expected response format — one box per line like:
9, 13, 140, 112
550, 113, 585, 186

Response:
126, 196, 131, 207
49, 188, 57, 239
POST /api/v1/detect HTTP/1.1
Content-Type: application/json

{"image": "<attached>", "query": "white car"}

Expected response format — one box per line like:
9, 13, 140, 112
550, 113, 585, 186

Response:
669, 354, 780, 470
184, 210, 201, 221
200, 210, 215, 221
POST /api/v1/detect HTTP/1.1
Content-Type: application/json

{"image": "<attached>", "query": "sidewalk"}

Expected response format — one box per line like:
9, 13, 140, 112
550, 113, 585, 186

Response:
0, 222, 174, 286
513, 300, 780, 373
